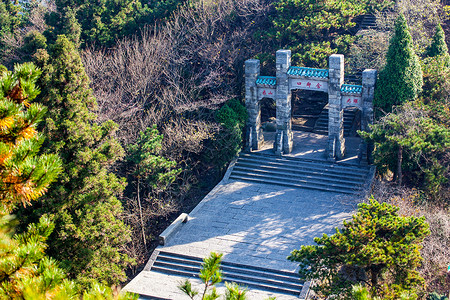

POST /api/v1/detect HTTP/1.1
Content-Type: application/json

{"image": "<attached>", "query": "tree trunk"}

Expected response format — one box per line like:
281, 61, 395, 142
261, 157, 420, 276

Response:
397, 145, 403, 186
137, 178, 147, 248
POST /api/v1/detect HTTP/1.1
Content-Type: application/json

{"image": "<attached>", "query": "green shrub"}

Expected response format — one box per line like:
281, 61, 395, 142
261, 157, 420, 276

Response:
209, 99, 247, 170
289, 198, 429, 299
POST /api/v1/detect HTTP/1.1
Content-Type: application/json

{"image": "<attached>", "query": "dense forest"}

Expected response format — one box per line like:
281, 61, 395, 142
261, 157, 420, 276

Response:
0, 0, 449, 298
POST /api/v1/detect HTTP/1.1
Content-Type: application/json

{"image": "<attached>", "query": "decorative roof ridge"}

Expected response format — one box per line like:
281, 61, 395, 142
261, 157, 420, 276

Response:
287, 66, 329, 79
341, 84, 363, 94
256, 76, 277, 86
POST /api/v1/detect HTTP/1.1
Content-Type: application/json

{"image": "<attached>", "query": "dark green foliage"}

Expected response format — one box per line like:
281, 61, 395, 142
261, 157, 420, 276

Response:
45, 7, 82, 46
425, 25, 449, 59
421, 55, 450, 103
428, 292, 449, 300
127, 126, 181, 190
0, 0, 22, 39
374, 14, 423, 112
27, 35, 133, 287
46, 0, 185, 48
288, 198, 430, 299
22, 30, 47, 56
360, 102, 450, 196
210, 99, 247, 170
268, 0, 393, 67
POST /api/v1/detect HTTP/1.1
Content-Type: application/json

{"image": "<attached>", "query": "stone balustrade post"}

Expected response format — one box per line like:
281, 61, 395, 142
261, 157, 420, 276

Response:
275, 50, 293, 154
327, 54, 345, 160
245, 59, 263, 151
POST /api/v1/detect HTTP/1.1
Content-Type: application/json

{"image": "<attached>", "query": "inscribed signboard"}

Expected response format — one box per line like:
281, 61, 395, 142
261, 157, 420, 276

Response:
289, 79, 328, 92
257, 88, 276, 100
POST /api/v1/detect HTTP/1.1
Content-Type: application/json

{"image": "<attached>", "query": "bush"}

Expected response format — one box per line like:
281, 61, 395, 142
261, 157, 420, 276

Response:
288, 198, 430, 299
209, 99, 247, 170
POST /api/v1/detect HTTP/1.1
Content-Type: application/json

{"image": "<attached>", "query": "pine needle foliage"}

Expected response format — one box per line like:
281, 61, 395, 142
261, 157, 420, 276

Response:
127, 126, 181, 190
28, 35, 133, 287
374, 14, 423, 112
288, 198, 430, 299
359, 102, 450, 196
179, 252, 248, 300
0, 63, 137, 300
0, 62, 62, 212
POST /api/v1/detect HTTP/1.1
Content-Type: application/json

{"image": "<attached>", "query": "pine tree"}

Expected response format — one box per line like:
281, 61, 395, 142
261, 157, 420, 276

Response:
288, 198, 430, 299
0, 62, 68, 299
28, 35, 133, 287
374, 14, 423, 112
126, 125, 181, 248
0, 62, 62, 212
0, 62, 138, 299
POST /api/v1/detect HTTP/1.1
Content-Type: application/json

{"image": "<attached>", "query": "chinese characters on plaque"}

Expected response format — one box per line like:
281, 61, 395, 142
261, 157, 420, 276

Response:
289, 79, 328, 92
257, 88, 276, 100
343, 96, 362, 108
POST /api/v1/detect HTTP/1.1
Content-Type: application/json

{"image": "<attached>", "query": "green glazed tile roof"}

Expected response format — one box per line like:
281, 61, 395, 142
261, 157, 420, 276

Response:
341, 84, 363, 94
287, 67, 329, 78
256, 76, 277, 86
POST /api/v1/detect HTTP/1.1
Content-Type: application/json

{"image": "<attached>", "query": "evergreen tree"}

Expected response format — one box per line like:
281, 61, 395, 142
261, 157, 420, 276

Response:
360, 102, 450, 196
28, 35, 133, 287
425, 24, 450, 67
288, 198, 430, 299
45, 0, 185, 48
426, 24, 449, 58
0, 62, 62, 212
374, 14, 423, 112
126, 125, 181, 248
0, 63, 137, 300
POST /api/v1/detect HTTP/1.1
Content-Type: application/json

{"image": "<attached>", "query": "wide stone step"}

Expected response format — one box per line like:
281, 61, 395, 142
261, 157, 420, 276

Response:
229, 173, 362, 194
157, 255, 300, 284
232, 165, 366, 187
238, 153, 369, 175
234, 161, 367, 182
230, 153, 369, 194
158, 251, 299, 278
151, 251, 303, 296
230, 170, 364, 194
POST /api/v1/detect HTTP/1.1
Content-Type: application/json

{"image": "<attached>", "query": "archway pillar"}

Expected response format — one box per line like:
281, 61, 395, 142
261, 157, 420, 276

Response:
327, 54, 345, 161
275, 50, 293, 155
359, 69, 377, 163
244, 59, 263, 151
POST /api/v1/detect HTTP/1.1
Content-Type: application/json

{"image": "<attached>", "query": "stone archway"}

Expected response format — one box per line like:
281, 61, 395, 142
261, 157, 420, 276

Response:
245, 50, 376, 161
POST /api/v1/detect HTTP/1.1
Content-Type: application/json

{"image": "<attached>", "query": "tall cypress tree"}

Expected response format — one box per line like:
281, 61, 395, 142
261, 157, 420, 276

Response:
425, 24, 450, 68
374, 14, 423, 112
30, 35, 133, 287
426, 24, 449, 58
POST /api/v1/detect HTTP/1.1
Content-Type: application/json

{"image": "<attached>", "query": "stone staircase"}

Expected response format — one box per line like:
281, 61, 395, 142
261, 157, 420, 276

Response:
229, 153, 371, 195
313, 107, 358, 136
149, 250, 304, 297
359, 14, 377, 30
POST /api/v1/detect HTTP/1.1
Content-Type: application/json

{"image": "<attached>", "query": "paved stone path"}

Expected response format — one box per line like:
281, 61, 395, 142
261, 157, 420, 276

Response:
124, 132, 366, 299
125, 180, 358, 299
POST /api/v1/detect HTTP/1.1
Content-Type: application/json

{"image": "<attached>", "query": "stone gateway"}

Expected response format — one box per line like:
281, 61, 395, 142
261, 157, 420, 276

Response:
244, 50, 376, 161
